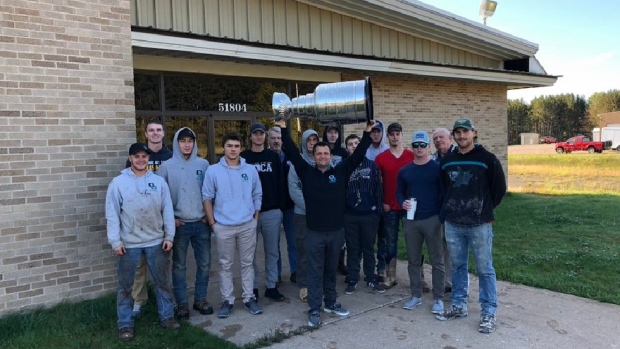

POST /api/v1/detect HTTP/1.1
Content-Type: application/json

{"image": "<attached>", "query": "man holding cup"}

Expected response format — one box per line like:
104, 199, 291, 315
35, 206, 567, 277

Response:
396, 130, 445, 315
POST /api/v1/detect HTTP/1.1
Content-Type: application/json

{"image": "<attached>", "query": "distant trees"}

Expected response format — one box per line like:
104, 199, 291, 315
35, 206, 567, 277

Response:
507, 91, 620, 145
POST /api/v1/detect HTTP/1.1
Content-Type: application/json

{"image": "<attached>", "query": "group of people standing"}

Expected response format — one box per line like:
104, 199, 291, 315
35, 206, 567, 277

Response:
105, 116, 506, 341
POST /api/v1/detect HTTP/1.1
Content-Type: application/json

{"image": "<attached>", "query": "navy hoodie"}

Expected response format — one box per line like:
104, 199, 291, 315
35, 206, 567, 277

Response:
282, 126, 372, 232
322, 125, 349, 163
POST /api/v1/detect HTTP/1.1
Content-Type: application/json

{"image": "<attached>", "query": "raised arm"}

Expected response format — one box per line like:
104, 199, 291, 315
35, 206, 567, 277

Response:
275, 120, 312, 176
343, 120, 376, 177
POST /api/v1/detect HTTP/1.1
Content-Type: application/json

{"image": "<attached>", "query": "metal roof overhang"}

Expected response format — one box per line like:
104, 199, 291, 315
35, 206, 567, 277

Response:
132, 31, 557, 88
299, 0, 539, 61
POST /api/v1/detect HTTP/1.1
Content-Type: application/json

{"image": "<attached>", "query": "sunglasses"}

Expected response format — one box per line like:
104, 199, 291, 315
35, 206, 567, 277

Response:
411, 142, 428, 149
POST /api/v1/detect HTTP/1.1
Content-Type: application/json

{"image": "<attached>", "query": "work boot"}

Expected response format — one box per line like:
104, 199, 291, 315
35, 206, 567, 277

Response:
382, 259, 398, 289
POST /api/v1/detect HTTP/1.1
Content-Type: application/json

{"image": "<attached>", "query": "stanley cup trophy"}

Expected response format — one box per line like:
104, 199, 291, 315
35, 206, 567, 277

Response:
272, 77, 374, 126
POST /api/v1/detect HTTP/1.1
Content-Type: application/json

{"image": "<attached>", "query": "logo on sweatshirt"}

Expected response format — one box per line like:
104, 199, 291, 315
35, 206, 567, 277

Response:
148, 182, 158, 190
252, 162, 273, 172
448, 166, 473, 187
328, 175, 337, 183
241, 173, 249, 182
196, 170, 204, 180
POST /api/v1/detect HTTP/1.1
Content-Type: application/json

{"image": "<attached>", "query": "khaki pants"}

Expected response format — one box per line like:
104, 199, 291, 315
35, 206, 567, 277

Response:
131, 256, 149, 307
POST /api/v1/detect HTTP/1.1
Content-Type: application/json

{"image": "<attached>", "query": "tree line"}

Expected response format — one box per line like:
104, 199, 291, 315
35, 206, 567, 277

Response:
507, 90, 620, 145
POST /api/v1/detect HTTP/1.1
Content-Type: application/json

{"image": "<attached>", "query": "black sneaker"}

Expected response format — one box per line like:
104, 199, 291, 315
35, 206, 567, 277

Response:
193, 299, 214, 315
176, 302, 190, 320
367, 280, 386, 293
308, 311, 321, 328
435, 305, 468, 321
344, 281, 357, 295
479, 314, 496, 334
264, 287, 286, 302
118, 326, 134, 341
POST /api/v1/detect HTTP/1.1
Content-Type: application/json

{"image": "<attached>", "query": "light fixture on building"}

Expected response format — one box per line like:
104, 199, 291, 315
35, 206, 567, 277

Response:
479, 0, 498, 25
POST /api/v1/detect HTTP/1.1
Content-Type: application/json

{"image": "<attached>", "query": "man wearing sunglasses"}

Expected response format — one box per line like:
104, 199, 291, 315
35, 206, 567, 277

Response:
435, 118, 506, 334
396, 131, 445, 315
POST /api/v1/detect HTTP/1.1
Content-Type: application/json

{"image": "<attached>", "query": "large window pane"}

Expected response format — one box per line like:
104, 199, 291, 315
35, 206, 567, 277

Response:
164, 75, 287, 112
134, 73, 160, 111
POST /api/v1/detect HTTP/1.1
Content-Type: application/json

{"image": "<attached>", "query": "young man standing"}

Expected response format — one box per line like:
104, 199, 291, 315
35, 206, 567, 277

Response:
277, 119, 375, 328
432, 127, 455, 293
396, 131, 445, 314
126, 121, 173, 318
241, 123, 285, 302
365, 120, 389, 161
157, 127, 212, 320
106, 143, 179, 342
374, 123, 414, 288
343, 134, 385, 295
323, 123, 349, 162
287, 129, 320, 303
435, 118, 506, 334
268, 127, 298, 285
202, 133, 263, 318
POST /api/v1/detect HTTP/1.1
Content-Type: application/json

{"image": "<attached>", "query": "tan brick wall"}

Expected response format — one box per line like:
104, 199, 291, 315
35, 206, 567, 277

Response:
342, 73, 509, 172
0, 0, 135, 314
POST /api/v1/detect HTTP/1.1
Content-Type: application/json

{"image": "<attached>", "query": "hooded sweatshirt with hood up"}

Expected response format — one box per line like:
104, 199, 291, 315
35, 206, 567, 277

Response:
322, 124, 349, 163
105, 168, 175, 250
365, 119, 389, 161
288, 129, 318, 215
157, 127, 210, 222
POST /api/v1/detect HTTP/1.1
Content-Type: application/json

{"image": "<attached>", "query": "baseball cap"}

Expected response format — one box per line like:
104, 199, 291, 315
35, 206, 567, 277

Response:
177, 127, 195, 140
411, 130, 430, 144
372, 120, 383, 132
128, 143, 149, 156
325, 123, 340, 132
387, 122, 402, 134
250, 123, 266, 133
452, 118, 475, 132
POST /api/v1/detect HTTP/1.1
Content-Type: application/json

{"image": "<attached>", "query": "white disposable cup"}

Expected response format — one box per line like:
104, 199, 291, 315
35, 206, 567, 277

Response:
407, 198, 417, 220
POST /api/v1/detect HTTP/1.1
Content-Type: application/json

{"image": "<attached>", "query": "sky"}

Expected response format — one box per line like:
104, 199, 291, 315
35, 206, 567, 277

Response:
417, 0, 620, 102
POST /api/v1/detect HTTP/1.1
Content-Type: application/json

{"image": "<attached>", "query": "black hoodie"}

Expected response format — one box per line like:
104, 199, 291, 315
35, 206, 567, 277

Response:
282, 126, 371, 232
439, 144, 506, 226
322, 125, 349, 162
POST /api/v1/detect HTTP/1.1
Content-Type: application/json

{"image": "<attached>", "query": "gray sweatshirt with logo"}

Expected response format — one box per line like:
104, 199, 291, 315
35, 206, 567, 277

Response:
157, 127, 210, 222
105, 168, 175, 249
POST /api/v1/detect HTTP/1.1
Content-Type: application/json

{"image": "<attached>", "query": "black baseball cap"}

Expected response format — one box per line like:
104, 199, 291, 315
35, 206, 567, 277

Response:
177, 127, 196, 140
128, 143, 149, 155
387, 122, 402, 133
250, 123, 266, 133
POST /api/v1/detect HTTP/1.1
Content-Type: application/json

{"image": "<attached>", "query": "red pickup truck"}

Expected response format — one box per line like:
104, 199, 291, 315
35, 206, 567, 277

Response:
555, 135, 611, 153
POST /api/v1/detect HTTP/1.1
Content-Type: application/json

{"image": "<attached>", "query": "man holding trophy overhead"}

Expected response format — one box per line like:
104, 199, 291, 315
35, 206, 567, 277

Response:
272, 77, 375, 327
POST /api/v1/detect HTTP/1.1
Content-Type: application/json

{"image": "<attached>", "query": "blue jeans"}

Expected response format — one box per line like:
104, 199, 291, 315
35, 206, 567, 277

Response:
172, 220, 211, 304
381, 210, 404, 266
277, 208, 297, 276
445, 221, 497, 316
117, 244, 174, 328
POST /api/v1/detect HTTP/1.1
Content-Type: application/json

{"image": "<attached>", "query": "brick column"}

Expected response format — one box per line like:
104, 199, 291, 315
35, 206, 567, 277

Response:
0, 0, 135, 313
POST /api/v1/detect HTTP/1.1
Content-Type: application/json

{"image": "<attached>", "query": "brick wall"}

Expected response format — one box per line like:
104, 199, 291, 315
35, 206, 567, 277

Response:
343, 73, 509, 172
0, 0, 135, 314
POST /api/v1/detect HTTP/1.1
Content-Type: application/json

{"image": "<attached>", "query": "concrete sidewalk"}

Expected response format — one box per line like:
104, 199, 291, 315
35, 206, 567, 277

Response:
181, 232, 620, 348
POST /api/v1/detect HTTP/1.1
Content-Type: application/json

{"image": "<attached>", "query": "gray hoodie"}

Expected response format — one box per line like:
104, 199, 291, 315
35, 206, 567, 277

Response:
105, 168, 175, 249
157, 127, 210, 222
288, 130, 318, 215
202, 156, 262, 226
365, 119, 389, 160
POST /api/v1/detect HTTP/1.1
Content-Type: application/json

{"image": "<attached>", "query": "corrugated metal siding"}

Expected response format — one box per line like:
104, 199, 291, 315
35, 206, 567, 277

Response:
130, 0, 501, 69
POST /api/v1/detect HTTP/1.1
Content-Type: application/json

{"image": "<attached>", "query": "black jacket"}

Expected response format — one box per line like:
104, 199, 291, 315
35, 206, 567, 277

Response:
439, 144, 506, 226
282, 127, 372, 231
322, 125, 349, 161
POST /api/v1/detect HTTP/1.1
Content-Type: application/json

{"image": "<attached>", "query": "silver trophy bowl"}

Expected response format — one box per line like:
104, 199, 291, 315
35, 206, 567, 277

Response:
272, 77, 373, 126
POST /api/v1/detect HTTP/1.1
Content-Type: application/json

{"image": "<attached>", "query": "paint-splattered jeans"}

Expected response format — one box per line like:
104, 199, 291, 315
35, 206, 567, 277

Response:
445, 221, 497, 316
116, 244, 175, 328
